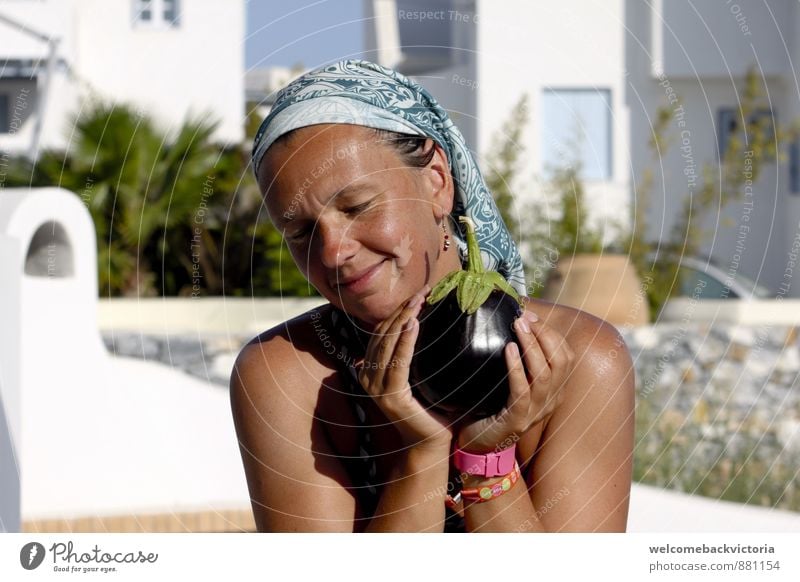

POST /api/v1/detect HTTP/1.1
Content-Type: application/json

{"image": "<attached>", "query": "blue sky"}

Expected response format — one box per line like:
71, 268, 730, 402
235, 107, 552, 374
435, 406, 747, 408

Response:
246, 0, 365, 69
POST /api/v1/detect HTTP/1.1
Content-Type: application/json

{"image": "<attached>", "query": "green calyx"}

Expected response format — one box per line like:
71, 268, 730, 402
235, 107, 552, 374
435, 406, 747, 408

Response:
427, 216, 523, 315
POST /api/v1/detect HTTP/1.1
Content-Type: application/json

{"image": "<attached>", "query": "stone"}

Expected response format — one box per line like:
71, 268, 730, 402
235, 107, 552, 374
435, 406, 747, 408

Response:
631, 326, 659, 350
728, 342, 750, 362
103, 333, 161, 360
725, 326, 757, 347
162, 337, 206, 365
775, 346, 800, 374
204, 335, 243, 354
688, 335, 725, 369
743, 350, 777, 380
776, 418, 800, 455
709, 360, 741, 388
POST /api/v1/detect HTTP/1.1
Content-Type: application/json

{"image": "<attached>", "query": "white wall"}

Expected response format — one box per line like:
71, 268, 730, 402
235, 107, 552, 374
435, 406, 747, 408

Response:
98, 296, 328, 335
475, 0, 630, 230
0, 235, 21, 532
626, 0, 800, 296
656, 0, 794, 79
0, 0, 76, 60
0, 0, 244, 152
74, 0, 244, 145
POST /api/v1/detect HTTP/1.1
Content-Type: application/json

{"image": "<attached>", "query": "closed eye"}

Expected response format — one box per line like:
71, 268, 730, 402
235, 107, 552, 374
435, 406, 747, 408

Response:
344, 201, 371, 215
285, 228, 310, 243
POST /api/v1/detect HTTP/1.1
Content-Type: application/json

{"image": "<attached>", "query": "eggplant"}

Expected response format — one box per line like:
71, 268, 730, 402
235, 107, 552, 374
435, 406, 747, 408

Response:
410, 216, 524, 419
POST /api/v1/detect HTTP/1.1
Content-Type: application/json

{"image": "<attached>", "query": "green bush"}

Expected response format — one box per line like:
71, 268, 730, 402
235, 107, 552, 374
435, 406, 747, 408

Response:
4, 101, 316, 298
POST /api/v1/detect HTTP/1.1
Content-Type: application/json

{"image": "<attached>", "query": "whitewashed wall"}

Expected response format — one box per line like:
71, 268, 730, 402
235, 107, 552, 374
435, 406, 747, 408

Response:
0, 0, 244, 152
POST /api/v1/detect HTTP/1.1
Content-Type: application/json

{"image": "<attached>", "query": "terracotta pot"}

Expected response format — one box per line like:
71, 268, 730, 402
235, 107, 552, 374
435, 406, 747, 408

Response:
542, 254, 649, 327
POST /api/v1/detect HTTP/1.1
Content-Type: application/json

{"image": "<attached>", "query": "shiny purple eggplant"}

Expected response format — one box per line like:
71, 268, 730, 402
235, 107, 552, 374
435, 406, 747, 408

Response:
410, 217, 524, 419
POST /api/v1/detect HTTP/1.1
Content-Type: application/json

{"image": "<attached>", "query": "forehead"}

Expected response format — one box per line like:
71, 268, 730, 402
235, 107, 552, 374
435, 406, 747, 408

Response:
259, 124, 400, 209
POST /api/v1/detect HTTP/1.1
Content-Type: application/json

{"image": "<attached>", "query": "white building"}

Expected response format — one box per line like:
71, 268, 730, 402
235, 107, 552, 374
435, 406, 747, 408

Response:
0, 0, 244, 156
365, 0, 800, 298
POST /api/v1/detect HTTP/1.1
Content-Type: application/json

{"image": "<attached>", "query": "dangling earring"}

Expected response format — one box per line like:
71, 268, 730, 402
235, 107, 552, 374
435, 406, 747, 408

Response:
442, 220, 451, 251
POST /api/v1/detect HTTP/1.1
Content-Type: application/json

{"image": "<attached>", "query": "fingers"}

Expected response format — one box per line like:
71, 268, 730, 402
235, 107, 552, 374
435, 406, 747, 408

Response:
503, 341, 531, 418
504, 310, 575, 427
513, 313, 551, 384
382, 313, 420, 390
358, 285, 430, 396
526, 313, 576, 387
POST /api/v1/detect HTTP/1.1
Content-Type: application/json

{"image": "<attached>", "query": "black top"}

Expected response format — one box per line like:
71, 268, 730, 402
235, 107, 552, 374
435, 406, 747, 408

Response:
326, 305, 466, 533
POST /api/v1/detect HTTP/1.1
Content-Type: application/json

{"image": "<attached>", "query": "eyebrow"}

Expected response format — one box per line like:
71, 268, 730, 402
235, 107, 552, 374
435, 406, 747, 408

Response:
280, 181, 378, 224
332, 181, 376, 201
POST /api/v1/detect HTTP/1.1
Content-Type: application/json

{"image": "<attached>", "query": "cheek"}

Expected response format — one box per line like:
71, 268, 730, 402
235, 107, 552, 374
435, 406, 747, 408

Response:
287, 248, 313, 280
372, 211, 421, 257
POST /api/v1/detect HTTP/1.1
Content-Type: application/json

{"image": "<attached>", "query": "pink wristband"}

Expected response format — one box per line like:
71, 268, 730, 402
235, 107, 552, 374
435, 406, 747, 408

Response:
454, 444, 517, 477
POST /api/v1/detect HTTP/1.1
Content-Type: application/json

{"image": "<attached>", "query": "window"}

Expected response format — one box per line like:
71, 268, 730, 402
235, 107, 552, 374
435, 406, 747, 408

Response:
0, 95, 8, 134
717, 107, 774, 158
541, 89, 612, 181
162, 0, 178, 23
133, 0, 180, 28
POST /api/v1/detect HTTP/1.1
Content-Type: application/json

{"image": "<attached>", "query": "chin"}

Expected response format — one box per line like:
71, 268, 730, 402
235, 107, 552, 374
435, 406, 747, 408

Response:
335, 291, 401, 328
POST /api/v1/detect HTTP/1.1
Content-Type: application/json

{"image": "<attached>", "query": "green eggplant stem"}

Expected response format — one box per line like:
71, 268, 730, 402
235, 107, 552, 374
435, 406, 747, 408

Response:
461, 216, 484, 274
426, 215, 523, 314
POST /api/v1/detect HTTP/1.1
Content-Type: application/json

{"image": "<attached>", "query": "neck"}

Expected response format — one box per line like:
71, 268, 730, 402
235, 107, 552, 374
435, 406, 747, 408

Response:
435, 245, 465, 282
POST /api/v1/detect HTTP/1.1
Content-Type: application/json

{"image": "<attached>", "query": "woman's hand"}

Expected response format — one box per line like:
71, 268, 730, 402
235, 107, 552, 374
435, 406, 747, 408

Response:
357, 285, 454, 452
456, 308, 575, 453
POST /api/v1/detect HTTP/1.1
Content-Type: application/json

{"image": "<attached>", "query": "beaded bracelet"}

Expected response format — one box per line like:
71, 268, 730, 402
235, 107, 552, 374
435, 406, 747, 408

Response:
445, 462, 521, 508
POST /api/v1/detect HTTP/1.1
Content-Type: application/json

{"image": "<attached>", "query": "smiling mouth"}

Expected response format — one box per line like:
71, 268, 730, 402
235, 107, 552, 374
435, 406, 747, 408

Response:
336, 260, 388, 291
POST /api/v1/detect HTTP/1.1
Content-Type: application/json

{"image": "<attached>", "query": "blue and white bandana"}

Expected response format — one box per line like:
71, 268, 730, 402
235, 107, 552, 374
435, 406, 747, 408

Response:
252, 59, 527, 296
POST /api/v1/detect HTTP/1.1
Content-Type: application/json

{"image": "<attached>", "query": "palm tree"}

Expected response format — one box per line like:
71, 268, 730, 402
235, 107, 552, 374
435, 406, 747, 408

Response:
12, 102, 218, 295
9, 101, 317, 298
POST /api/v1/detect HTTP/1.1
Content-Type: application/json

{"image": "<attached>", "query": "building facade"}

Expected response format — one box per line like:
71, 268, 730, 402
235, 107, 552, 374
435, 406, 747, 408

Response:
365, 0, 800, 298
0, 0, 244, 156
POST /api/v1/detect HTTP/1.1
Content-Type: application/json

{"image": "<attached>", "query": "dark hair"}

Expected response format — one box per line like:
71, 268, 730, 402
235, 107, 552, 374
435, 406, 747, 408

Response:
370, 129, 437, 168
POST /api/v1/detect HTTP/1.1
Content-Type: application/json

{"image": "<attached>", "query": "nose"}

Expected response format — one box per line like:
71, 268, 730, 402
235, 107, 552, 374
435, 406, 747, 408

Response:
316, 219, 358, 270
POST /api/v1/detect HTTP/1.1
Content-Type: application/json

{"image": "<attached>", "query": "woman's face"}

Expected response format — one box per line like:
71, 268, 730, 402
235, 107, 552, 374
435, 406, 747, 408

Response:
259, 124, 460, 327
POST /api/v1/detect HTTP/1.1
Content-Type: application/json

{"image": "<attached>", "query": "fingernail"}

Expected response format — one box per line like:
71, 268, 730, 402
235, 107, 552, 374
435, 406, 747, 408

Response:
404, 317, 417, 331
516, 317, 530, 334
524, 311, 539, 323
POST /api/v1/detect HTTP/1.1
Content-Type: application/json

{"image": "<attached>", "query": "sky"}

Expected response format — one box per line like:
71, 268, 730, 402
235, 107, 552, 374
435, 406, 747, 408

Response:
246, 0, 365, 70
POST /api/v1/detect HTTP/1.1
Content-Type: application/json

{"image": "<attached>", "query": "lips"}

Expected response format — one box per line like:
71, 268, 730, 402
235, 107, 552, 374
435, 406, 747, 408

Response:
334, 260, 387, 290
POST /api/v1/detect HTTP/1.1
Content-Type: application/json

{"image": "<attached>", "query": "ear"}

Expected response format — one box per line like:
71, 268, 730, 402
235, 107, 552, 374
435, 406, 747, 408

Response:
420, 141, 455, 221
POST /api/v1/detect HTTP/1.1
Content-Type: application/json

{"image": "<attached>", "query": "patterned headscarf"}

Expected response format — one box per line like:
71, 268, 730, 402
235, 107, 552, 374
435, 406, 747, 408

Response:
252, 59, 526, 296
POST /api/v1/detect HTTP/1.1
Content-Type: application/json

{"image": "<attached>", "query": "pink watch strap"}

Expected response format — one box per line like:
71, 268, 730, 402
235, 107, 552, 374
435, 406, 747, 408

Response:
454, 445, 517, 477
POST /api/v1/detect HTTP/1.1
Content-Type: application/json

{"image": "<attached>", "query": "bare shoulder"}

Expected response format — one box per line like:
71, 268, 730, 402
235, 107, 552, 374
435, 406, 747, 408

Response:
230, 304, 362, 531
521, 298, 635, 532
523, 297, 631, 372
231, 304, 339, 409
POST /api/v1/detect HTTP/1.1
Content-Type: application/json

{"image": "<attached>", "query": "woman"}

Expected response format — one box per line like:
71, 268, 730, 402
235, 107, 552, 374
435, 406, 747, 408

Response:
231, 60, 634, 532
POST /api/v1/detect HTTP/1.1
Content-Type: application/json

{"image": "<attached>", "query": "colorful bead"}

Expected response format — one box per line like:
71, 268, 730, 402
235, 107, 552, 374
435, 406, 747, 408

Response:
446, 462, 521, 505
